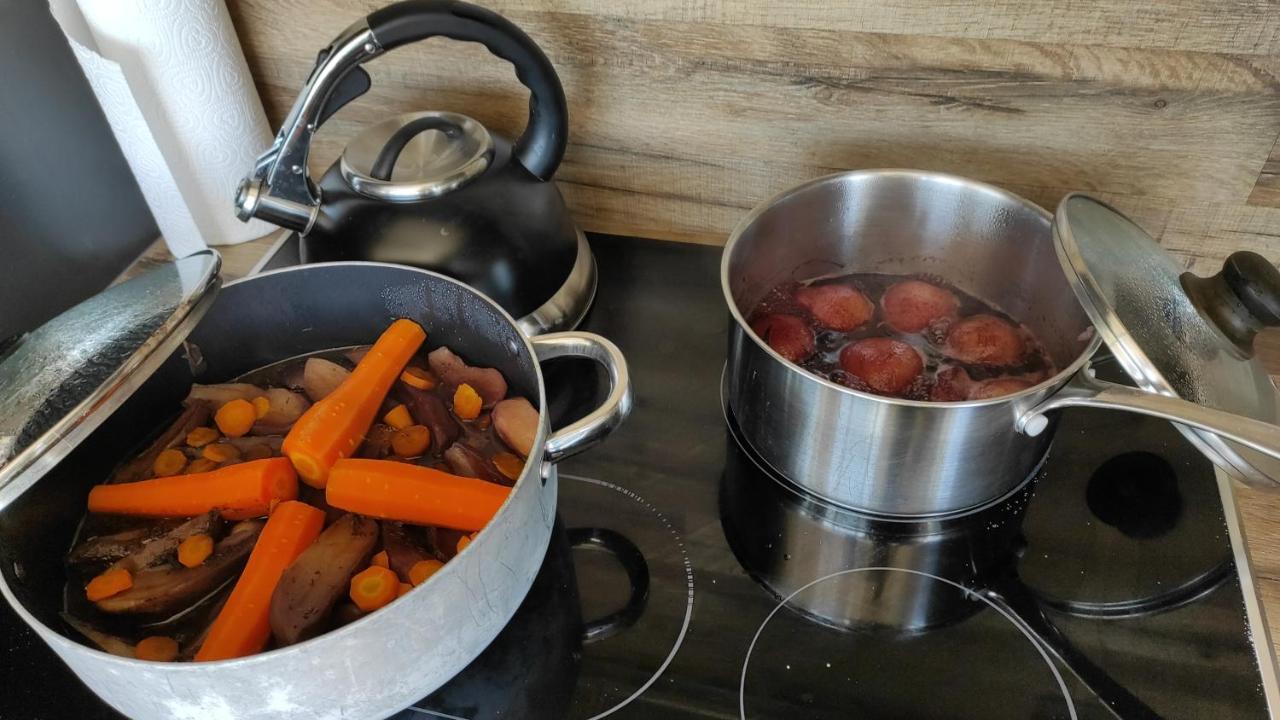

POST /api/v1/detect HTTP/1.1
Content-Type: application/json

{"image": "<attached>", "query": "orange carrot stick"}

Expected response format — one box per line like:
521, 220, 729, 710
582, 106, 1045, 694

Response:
283, 319, 426, 488
195, 501, 324, 662
87, 458, 298, 521
326, 459, 510, 532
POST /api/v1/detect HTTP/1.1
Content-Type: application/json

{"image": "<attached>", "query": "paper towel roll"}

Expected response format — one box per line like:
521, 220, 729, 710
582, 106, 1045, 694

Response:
50, 0, 274, 256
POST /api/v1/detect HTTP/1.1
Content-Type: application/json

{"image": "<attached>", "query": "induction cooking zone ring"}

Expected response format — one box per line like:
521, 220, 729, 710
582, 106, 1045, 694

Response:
1016, 390, 1236, 619
403, 473, 693, 720
721, 387, 1205, 719
1, 234, 1273, 719
739, 567, 1077, 720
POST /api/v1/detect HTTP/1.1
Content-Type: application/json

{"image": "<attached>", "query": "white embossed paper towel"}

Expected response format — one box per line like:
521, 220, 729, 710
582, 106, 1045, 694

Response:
49, 0, 273, 256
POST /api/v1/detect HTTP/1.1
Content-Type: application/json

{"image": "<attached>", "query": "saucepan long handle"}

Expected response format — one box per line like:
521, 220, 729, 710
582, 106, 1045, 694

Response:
1018, 370, 1280, 462
531, 332, 633, 463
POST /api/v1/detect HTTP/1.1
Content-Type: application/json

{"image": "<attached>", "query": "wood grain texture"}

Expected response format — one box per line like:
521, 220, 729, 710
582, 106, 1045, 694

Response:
494, 0, 1280, 55
227, 0, 1280, 271
1251, 138, 1280, 207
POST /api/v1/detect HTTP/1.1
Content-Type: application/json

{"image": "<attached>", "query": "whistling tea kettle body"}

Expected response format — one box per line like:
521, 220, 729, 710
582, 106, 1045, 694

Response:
234, 0, 592, 334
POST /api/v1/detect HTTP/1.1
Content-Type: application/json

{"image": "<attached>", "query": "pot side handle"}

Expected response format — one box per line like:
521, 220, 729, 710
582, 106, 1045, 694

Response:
1018, 369, 1280, 463
530, 332, 633, 463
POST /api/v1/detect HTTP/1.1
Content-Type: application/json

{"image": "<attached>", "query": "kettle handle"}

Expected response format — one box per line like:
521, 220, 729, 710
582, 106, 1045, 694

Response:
235, 0, 568, 232
367, 0, 568, 181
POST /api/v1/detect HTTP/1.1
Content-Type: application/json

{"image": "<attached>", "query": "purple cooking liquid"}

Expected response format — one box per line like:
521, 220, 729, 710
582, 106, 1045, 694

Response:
747, 273, 1057, 401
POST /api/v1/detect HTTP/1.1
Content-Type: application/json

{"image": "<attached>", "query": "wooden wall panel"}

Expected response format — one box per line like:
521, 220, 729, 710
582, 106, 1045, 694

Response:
493, 0, 1280, 55
227, 0, 1280, 268
1251, 139, 1280, 207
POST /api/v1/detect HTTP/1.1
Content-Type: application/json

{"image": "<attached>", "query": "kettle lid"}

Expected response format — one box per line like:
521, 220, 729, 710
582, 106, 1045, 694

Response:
340, 111, 493, 203
0, 251, 220, 511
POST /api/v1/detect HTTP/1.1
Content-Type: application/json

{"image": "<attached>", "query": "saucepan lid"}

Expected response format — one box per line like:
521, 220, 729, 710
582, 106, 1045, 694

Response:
1053, 194, 1280, 485
0, 250, 220, 510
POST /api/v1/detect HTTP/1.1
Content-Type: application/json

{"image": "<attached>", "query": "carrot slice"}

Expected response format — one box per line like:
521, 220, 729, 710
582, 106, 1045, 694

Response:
370, 550, 389, 568
283, 319, 426, 488
383, 405, 413, 430
456, 534, 473, 554
408, 559, 444, 586
202, 442, 242, 464
349, 566, 399, 612
86, 567, 133, 602
152, 448, 188, 477
397, 582, 413, 598
326, 459, 509, 532
195, 501, 324, 661
400, 367, 436, 390
492, 452, 524, 481
87, 458, 298, 520
177, 533, 215, 568
186, 458, 218, 474
134, 636, 179, 662
251, 396, 271, 419
452, 384, 482, 420
215, 399, 257, 438
186, 426, 220, 448
390, 425, 431, 457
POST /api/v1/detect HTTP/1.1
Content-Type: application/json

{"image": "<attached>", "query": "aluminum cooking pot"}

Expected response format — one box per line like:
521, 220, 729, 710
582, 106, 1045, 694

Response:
0, 259, 630, 719
722, 170, 1280, 517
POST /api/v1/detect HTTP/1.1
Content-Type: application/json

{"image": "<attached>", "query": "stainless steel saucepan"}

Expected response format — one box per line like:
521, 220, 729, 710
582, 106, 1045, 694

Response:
722, 170, 1280, 517
0, 259, 631, 719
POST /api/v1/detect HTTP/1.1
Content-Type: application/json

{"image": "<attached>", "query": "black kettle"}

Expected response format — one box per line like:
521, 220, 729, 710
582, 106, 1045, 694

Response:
234, 0, 592, 334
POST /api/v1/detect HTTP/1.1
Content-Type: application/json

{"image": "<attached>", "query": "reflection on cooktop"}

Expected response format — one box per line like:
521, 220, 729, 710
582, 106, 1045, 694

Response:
1086, 452, 1182, 540
740, 568, 1076, 719
403, 474, 694, 720
1018, 391, 1234, 618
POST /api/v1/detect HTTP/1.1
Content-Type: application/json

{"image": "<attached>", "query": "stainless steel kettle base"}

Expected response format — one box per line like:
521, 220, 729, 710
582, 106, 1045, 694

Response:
719, 366, 1046, 522
517, 230, 596, 336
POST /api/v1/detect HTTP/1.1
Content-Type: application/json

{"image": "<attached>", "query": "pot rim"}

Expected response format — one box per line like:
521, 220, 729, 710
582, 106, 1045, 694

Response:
1, 260, 551, 670
721, 168, 1103, 409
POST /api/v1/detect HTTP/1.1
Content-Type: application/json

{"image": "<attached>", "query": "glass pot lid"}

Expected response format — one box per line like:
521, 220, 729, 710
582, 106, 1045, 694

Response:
0, 251, 220, 510
1053, 194, 1280, 485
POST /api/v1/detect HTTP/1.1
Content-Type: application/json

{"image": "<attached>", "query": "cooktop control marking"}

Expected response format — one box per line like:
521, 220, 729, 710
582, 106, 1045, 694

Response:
739, 566, 1077, 720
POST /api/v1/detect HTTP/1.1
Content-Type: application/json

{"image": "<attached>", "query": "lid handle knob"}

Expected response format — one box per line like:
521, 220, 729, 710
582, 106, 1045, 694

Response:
1181, 251, 1280, 357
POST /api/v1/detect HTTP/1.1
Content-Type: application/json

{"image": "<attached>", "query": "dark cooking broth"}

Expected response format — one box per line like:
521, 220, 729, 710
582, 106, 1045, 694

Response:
747, 272, 1057, 401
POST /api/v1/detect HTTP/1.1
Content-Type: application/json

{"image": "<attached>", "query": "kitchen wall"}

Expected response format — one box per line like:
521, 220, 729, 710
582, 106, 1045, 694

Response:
226, 0, 1280, 271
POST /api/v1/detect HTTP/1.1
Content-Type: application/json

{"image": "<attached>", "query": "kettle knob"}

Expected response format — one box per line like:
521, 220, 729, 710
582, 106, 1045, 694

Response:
1181, 251, 1280, 357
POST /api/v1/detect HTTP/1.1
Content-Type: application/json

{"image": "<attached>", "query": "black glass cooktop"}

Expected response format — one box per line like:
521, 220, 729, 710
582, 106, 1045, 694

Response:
1, 234, 1275, 719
